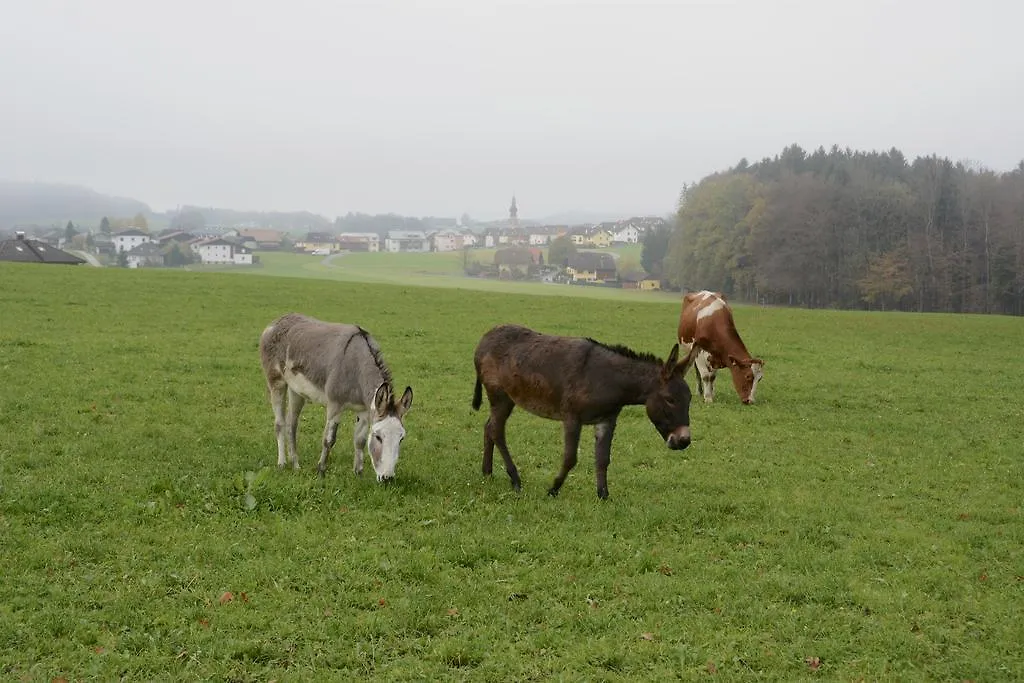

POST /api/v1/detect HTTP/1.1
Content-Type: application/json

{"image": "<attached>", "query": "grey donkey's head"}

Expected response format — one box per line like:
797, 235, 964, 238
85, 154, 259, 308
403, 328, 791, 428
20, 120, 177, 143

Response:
368, 382, 414, 481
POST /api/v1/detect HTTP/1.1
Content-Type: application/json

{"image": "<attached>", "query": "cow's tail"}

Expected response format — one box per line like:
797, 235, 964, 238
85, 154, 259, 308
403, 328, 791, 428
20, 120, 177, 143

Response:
472, 375, 483, 411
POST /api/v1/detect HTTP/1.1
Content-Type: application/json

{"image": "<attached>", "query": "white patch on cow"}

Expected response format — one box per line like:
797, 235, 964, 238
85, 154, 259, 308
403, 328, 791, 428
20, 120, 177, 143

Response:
696, 296, 726, 321
283, 367, 329, 405
368, 415, 406, 481
696, 349, 717, 402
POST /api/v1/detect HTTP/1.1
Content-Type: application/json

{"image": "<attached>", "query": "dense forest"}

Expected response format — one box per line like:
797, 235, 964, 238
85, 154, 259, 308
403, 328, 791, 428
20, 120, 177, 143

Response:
663, 145, 1024, 315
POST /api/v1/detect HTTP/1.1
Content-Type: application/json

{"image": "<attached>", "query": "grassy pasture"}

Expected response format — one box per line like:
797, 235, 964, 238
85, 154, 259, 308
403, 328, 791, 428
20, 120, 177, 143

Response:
1, 262, 1022, 681
216, 248, 665, 302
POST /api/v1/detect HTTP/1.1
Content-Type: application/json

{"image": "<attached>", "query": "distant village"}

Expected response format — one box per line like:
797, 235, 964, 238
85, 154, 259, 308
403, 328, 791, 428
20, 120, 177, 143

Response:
1, 197, 671, 290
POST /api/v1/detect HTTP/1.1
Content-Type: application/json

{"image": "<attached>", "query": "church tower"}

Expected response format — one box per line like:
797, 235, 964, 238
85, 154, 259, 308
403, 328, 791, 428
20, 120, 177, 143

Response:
509, 194, 519, 229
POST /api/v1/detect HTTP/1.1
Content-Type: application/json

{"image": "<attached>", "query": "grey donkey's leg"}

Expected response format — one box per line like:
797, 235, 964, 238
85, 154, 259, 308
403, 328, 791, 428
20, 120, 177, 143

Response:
353, 411, 370, 475
268, 381, 288, 468
316, 402, 343, 477
284, 388, 306, 469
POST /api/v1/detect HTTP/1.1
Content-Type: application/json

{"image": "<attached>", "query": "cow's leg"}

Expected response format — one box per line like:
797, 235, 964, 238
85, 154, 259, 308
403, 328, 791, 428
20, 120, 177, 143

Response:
696, 350, 716, 403
549, 418, 582, 497
317, 402, 343, 477
593, 418, 617, 500
268, 380, 288, 468
284, 388, 306, 469
353, 411, 370, 475
485, 392, 520, 490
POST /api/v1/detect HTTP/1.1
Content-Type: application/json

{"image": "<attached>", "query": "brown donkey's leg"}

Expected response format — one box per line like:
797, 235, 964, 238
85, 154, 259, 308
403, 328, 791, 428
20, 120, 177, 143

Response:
548, 418, 582, 497
484, 392, 520, 490
593, 419, 617, 500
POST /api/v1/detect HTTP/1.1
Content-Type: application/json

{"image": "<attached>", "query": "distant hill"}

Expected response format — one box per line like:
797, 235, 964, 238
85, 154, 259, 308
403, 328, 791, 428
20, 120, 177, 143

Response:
163, 206, 333, 232
0, 181, 152, 228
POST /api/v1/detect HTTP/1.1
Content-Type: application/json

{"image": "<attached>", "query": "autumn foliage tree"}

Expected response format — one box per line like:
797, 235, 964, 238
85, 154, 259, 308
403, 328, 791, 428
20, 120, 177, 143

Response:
663, 145, 1024, 315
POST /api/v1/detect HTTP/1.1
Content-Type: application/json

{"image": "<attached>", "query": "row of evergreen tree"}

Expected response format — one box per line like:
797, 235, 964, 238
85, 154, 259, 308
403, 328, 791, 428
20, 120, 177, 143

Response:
656, 145, 1024, 315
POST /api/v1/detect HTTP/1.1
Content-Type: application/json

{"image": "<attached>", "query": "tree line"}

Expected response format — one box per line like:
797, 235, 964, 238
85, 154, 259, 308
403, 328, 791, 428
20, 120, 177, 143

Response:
653, 145, 1024, 315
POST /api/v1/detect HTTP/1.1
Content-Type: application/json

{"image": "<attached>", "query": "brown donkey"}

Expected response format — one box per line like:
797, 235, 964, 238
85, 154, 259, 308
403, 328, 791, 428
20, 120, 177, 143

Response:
472, 324, 697, 499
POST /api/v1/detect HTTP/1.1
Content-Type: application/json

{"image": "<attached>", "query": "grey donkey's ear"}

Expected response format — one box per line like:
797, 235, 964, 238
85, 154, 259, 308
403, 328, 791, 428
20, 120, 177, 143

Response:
396, 386, 413, 417
372, 382, 392, 418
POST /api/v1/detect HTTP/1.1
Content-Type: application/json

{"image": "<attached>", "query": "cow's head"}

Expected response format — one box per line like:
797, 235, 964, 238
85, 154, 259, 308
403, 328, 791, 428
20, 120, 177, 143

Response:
368, 383, 414, 481
728, 355, 764, 404
646, 344, 697, 450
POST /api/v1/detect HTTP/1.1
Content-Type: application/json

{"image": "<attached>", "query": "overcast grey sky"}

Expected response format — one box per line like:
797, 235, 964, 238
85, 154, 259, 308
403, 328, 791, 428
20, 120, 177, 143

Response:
1, 0, 1021, 220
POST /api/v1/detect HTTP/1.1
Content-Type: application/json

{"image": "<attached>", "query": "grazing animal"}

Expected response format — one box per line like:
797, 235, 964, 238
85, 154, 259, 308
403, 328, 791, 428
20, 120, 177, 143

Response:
677, 290, 764, 404
259, 313, 413, 480
472, 324, 697, 500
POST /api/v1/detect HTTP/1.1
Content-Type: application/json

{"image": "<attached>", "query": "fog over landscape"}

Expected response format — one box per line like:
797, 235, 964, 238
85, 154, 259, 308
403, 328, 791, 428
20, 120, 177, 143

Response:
1, 0, 1022, 220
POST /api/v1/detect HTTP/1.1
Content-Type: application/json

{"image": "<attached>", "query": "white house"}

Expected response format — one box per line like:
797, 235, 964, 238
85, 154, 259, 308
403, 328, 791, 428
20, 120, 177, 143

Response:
192, 238, 237, 264
113, 228, 152, 253
233, 247, 254, 265
125, 241, 164, 268
384, 230, 428, 252
611, 224, 641, 244
431, 230, 461, 252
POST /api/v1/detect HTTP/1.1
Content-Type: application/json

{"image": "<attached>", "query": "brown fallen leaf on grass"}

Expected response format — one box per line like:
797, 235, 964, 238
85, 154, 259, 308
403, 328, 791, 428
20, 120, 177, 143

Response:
446, 608, 459, 616
378, 598, 386, 606
706, 661, 718, 674
240, 591, 249, 602
640, 632, 655, 641
657, 564, 673, 576
198, 618, 210, 628
218, 591, 234, 605
805, 656, 821, 671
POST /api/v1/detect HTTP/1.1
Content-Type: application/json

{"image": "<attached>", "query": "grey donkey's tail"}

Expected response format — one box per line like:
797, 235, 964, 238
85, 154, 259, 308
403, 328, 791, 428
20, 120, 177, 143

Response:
472, 375, 483, 411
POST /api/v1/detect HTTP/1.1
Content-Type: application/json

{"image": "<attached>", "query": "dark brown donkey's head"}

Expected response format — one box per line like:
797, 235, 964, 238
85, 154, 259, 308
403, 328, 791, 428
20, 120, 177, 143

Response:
644, 344, 697, 450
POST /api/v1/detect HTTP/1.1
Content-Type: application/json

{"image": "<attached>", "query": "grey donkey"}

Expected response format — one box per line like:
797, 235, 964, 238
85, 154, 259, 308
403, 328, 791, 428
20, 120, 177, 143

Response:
259, 313, 414, 480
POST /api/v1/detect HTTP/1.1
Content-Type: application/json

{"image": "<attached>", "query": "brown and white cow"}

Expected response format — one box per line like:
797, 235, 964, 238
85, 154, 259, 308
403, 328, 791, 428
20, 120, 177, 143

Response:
677, 290, 764, 404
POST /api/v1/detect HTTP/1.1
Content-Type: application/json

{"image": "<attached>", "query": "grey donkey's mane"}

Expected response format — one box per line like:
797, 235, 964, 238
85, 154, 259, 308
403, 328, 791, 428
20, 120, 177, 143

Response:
353, 326, 393, 387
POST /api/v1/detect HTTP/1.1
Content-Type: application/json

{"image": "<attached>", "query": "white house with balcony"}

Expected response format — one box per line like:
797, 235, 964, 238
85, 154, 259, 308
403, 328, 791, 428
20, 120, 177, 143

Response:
113, 228, 152, 253
384, 230, 428, 252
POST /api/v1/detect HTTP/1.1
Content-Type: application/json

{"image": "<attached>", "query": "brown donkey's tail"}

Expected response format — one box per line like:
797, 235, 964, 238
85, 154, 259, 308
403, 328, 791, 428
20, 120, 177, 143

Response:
472, 375, 483, 411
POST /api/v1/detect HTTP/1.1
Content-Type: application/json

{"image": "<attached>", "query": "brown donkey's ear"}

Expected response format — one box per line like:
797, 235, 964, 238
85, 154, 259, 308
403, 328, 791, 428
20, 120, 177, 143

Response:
676, 344, 698, 378
661, 344, 680, 380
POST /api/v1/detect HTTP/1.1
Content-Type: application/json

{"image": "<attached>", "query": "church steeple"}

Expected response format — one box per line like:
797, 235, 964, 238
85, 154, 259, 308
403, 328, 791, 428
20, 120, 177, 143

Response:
509, 193, 518, 221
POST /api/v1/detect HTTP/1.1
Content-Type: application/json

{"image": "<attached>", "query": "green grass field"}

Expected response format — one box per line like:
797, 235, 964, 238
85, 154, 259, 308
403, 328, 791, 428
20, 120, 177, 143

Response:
1, 262, 1022, 681
213, 247, 664, 302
